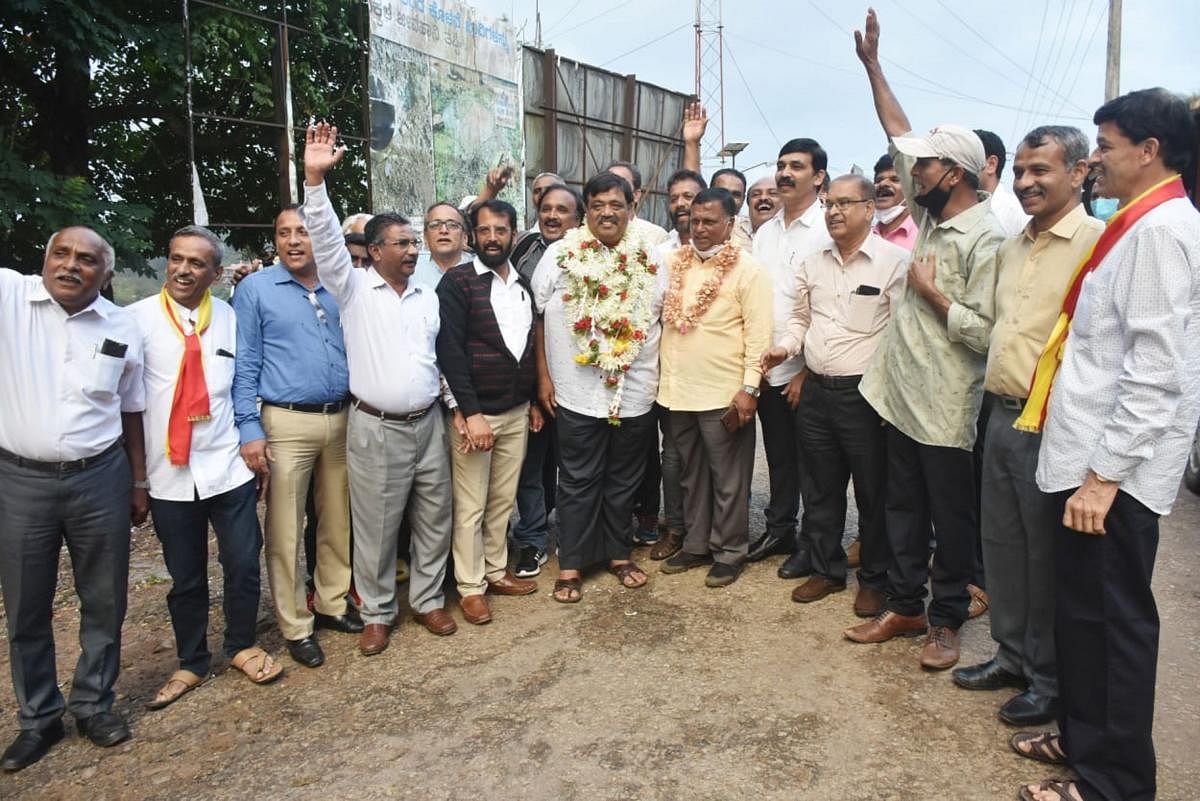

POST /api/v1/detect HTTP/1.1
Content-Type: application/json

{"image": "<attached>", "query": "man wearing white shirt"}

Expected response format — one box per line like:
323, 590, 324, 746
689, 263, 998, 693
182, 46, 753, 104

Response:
976, 129, 1031, 236
0, 227, 145, 771
1018, 88, 1200, 801
532, 172, 664, 603
130, 226, 282, 710
436, 199, 542, 624
301, 122, 455, 655
749, 138, 833, 574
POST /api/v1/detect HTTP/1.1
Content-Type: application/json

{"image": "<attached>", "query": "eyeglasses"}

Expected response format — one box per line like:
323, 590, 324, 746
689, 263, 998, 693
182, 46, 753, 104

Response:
379, 238, 421, 250
826, 198, 874, 211
425, 220, 464, 232
473, 226, 511, 237
307, 291, 327, 325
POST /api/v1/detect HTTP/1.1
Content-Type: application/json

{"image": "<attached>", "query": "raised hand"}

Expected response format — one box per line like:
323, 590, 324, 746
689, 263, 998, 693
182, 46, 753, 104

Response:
854, 7, 881, 68
682, 101, 708, 145
303, 122, 346, 185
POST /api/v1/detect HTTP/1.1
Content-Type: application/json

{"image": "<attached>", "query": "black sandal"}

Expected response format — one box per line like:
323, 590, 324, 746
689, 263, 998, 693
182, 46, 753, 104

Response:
553, 577, 582, 604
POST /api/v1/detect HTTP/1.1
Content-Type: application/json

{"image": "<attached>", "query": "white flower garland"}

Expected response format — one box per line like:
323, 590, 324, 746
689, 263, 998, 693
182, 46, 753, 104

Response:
556, 227, 658, 423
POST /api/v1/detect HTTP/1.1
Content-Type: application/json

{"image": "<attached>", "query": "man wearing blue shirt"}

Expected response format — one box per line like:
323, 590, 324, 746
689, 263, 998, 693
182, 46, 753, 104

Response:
232, 205, 358, 670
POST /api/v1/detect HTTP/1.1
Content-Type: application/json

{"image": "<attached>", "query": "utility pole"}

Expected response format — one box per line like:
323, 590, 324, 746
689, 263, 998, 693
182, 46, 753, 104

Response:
535, 0, 542, 48
1105, 0, 1121, 101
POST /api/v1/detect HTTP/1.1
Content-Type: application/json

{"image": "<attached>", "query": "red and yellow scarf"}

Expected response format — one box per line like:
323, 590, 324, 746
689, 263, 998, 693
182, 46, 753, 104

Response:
159, 287, 213, 465
1014, 175, 1186, 432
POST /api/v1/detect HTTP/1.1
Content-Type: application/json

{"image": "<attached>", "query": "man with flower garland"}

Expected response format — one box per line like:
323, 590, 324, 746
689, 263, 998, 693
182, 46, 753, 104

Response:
658, 187, 773, 587
531, 172, 664, 603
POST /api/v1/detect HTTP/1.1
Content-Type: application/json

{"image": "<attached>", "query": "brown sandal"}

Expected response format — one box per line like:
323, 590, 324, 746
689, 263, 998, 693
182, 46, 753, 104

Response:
968, 583, 990, 618
145, 669, 205, 710
553, 578, 582, 604
609, 561, 648, 589
1010, 732, 1067, 765
1018, 779, 1081, 801
230, 647, 284, 684
649, 530, 683, 561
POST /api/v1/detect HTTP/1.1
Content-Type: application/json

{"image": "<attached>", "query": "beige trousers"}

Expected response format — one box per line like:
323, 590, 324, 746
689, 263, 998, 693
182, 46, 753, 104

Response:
448, 403, 529, 596
262, 405, 352, 640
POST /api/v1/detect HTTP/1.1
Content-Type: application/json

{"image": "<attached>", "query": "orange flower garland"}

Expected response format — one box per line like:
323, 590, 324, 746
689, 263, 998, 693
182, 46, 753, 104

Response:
662, 242, 739, 334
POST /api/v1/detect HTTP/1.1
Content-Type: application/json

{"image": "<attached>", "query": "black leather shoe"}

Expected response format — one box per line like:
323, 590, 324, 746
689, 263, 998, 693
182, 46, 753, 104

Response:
1, 721, 64, 771
952, 658, 1029, 691
745, 530, 794, 563
314, 611, 365, 634
998, 689, 1059, 726
287, 636, 326, 668
75, 711, 130, 748
777, 548, 812, 579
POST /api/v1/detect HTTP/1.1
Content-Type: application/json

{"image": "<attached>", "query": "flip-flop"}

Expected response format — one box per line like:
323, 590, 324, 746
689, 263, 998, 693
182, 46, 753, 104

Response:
230, 647, 284, 685
553, 577, 582, 604
609, 561, 648, 589
145, 669, 205, 710
1010, 732, 1067, 765
1018, 779, 1081, 801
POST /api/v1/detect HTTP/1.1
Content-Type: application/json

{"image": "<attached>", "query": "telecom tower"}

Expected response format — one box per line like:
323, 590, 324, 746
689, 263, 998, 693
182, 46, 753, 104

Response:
693, 0, 725, 166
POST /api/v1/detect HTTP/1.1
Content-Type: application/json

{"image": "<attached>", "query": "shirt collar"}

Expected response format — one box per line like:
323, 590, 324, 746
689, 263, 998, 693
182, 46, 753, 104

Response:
1023, 203, 1090, 242
28, 279, 110, 318
830, 231, 880, 265
366, 266, 423, 298
268, 263, 324, 292
473, 256, 518, 286
938, 191, 995, 233
768, 199, 823, 232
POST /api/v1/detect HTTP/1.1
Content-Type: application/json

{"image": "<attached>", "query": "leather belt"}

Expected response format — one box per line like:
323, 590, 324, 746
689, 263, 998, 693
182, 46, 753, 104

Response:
992, 393, 1026, 412
808, 372, 862, 389
263, 399, 349, 414
351, 396, 432, 423
0, 439, 123, 475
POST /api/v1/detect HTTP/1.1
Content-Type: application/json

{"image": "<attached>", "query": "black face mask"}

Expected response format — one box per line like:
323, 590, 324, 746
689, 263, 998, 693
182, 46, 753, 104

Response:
914, 167, 955, 217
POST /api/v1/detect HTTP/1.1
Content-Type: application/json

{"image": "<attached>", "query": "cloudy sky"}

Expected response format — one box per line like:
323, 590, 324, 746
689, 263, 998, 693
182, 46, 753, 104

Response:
475, 0, 1198, 185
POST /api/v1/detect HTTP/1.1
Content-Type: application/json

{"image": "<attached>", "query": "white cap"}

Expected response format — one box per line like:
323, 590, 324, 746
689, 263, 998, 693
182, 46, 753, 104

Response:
892, 125, 987, 176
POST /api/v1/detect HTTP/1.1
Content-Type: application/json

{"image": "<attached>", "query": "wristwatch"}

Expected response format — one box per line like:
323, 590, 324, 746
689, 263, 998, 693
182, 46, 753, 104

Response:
741, 384, 761, 398
132, 479, 151, 490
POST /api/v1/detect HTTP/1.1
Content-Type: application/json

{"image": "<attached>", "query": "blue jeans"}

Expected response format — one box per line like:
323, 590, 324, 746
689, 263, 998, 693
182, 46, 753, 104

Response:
149, 479, 262, 676
511, 419, 556, 551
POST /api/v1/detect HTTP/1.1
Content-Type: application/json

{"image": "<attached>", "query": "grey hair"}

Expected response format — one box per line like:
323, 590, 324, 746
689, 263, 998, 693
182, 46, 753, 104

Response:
45, 228, 116, 272
1020, 125, 1091, 168
533, 171, 563, 184
341, 212, 373, 235
171, 225, 224, 267
831, 174, 877, 201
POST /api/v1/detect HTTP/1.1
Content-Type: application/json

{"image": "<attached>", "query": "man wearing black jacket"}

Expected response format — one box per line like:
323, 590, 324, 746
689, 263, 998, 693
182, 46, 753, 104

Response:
436, 199, 544, 625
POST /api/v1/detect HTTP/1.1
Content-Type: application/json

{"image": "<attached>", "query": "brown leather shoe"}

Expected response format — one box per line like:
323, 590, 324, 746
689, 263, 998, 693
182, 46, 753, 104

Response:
853, 586, 886, 618
791, 575, 847, 603
413, 607, 458, 636
649, 529, 683, 561
919, 625, 961, 670
487, 570, 537, 596
844, 610, 928, 643
460, 594, 492, 625
846, 539, 861, 568
358, 623, 391, 656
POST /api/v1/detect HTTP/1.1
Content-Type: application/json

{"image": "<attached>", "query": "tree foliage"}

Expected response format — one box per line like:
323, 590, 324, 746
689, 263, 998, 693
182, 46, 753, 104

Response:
0, 0, 367, 275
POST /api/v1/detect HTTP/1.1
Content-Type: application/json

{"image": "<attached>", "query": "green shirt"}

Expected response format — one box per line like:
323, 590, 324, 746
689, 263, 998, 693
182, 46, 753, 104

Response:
859, 142, 1007, 450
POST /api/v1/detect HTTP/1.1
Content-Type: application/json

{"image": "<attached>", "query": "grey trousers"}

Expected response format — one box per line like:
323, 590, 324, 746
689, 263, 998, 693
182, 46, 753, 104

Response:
671, 408, 756, 565
347, 405, 452, 623
0, 446, 130, 729
981, 398, 1058, 696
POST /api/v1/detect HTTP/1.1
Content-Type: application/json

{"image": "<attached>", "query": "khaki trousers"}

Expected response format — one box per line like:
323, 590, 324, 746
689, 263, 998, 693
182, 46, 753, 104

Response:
449, 403, 529, 596
262, 405, 352, 640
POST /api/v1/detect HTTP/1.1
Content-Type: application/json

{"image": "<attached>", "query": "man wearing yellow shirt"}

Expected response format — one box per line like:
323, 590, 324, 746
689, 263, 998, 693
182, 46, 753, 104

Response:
951, 127, 1100, 728
658, 188, 773, 587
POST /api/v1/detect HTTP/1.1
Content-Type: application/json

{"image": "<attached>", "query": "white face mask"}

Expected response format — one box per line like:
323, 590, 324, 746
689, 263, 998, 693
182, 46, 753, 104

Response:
693, 243, 724, 259
874, 204, 906, 225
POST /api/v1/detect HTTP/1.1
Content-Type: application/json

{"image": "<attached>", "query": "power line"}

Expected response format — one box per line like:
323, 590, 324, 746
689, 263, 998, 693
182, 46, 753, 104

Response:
1009, 2, 1050, 148
1027, 0, 1077, 130
934, 0, 1090, 115
540, 0, 586, 38
723, 37, 780, 148
599, 22, 691, 67
549, 0, 638, 39
1061, 3, 1108, 119
1046, 0, 1101, 117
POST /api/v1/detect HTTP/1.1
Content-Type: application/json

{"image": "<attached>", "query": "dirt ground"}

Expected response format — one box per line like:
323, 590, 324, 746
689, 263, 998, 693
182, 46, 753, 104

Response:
1, 441, 1198, 801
